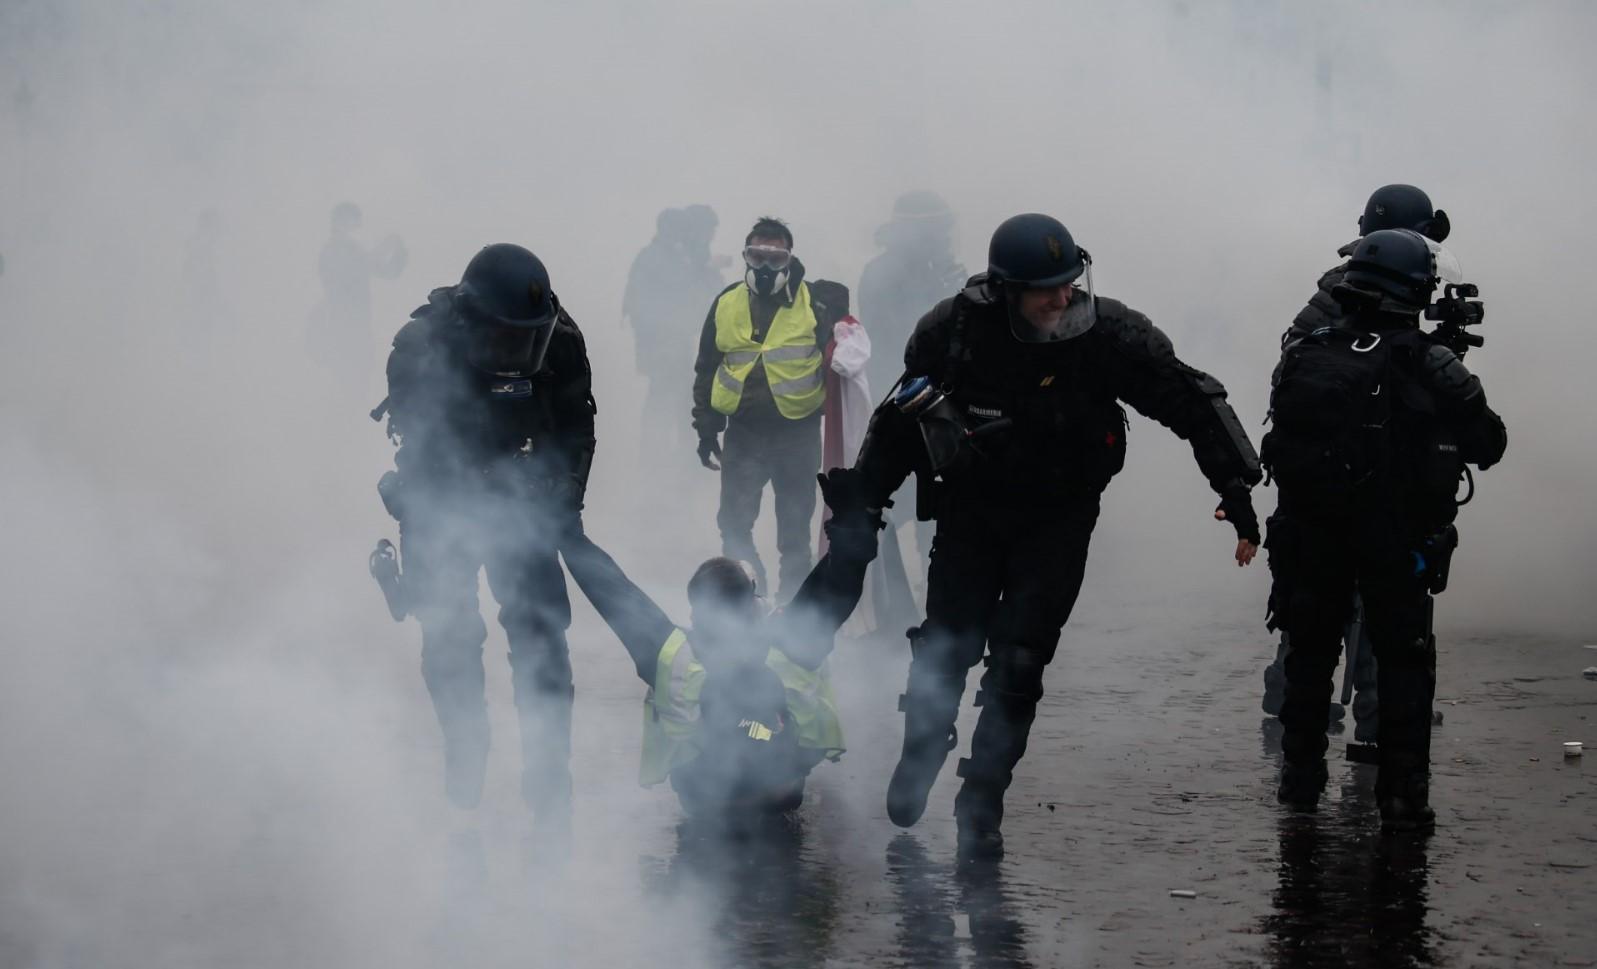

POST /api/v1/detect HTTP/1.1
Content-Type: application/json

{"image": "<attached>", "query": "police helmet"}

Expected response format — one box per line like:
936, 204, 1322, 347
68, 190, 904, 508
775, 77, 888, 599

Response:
987, 213, 1087, 288
1341, 229, 1440, 312
1359, 184, 1450, 242
891, 190, 954, 224
452, 243, 559, 373
331, 201, 363, 233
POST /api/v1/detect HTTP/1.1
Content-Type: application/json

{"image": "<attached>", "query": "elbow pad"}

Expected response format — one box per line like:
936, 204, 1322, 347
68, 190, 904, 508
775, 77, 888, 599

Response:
1187, 368, 1263, 486
1419, 344, 1486, 416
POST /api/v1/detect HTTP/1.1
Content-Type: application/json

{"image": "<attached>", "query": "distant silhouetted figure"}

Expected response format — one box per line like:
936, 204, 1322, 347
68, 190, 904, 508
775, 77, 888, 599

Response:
624, 205, 724, 471
307, 202, 407, 398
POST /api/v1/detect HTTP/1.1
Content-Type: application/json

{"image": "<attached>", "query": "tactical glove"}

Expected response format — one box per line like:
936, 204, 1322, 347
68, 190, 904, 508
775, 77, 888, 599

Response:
1215, 483, 1261, 545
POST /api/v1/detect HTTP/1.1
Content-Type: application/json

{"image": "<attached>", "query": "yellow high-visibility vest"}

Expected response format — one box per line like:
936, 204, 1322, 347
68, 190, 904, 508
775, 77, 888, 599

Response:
709, 283, 825, 420
638, 628, 845, 787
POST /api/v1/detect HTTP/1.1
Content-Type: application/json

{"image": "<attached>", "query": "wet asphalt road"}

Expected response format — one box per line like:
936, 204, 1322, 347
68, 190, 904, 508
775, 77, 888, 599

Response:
415, 590, 1597, 969
6, 444, 1591, 968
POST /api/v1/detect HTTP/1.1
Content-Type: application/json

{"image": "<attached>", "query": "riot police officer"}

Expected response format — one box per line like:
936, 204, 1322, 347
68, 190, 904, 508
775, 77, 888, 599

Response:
859, 191, 968, 402
1262, 228, 1505, 830
1262, 184, 1458, 747
852, 214, 1263, 856
372, 243, 596, 828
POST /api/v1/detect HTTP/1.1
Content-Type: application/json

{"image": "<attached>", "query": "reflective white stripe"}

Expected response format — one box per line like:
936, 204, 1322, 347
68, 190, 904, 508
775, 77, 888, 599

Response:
723, 350, 761, 366
653, 631, 699, 727
770, 371, 823, 396
762, 345, 821, 364
662, 644, 698, 725
715, 366, 744, 393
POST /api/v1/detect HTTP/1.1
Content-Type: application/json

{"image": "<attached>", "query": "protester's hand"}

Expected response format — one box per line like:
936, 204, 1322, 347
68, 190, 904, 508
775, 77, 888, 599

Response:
697, 434, 722, 471
1214, 484, 1260, 567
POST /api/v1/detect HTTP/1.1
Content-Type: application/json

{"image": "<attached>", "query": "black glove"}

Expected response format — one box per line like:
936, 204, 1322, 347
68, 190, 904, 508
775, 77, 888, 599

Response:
697, 434, 722, 471
816, 468, 887, 522
818, 468, 888, 562
824, 515, 882, 564
1215, 483, 1261, 545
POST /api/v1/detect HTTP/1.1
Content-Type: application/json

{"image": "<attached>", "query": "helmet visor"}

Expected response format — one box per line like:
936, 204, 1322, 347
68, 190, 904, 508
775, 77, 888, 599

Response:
742, 244, 793, 271
465, 320, 555, 374
1006, 263, 1096, 344
1425, 238, 1464, 285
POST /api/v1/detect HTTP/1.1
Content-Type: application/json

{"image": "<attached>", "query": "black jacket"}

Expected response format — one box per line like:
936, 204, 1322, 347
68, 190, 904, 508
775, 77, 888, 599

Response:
690, 259, 821, 438
1272, 303, 1507, 528
384, 287, 597, 495
854, 278, 1262, 508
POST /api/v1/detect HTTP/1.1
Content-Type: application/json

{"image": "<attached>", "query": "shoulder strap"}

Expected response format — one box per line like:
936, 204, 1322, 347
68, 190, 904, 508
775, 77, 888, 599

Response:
942, 298, 969, 391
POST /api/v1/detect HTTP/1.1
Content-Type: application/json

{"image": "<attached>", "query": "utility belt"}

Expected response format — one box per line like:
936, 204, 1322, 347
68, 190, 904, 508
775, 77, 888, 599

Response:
1411, 523, 1459, 595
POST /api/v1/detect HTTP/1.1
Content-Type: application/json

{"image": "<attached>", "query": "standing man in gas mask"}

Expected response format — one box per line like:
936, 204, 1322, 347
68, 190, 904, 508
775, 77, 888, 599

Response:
692, 217, 827, 601
851, 214, 1263, 857
371, 244, 596, 835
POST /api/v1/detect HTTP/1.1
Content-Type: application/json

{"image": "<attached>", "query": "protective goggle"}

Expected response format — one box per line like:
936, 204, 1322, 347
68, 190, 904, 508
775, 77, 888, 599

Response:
742, 244, 793, 271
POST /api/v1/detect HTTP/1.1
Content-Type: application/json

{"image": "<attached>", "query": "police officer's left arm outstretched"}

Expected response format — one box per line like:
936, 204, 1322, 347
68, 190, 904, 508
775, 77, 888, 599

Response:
372, 244, 595, 834
1093, 302, 1265, 564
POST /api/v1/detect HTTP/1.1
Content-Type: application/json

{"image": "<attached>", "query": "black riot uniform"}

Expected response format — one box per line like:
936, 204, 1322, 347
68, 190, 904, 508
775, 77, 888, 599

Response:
1262, 186, 1458, 745
853, 214, 1263, 854
1263, 229, 1505, 831
376, 244, 596, 820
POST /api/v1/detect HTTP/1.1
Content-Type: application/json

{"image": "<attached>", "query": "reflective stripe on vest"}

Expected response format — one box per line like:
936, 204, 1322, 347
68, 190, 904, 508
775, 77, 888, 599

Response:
709, 283, 825, 420
636, 631, 845, 788
640, 629, 704, 787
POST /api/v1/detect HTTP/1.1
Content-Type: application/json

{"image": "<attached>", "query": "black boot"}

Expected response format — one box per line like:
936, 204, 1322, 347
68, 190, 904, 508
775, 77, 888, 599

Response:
887, 690, 960, 828
1378, 768, 1434, 832
1376, 634, 1436, 833
953, 760, 1007, 860
1277, 760, 1328, 813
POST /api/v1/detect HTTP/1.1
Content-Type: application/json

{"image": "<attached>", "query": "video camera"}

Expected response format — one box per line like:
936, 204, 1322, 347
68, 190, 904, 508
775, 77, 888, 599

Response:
1424, 282, 1485, 357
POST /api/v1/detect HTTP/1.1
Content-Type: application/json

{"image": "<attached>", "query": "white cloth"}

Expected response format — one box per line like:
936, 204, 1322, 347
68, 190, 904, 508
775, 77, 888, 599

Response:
829, 319, 873, 466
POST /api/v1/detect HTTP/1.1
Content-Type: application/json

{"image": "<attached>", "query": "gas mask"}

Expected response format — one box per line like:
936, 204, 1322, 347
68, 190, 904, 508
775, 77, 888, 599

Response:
743, 244, 792, 298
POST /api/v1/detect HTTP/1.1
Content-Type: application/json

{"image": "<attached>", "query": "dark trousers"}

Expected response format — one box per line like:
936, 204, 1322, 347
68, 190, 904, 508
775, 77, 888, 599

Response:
400, 500, 574, 809
717, 413, 821, 600
1267, 511, 1436, 791
904, 500, 1099, 813
1263, 594, 1380, 742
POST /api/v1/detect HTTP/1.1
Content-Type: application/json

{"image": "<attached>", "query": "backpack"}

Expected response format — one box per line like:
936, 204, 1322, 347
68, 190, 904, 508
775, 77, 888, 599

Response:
1261, 327, 1401, 507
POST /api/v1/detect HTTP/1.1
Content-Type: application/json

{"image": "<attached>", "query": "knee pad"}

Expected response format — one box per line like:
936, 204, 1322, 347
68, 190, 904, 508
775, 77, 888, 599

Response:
976, 648, 1048, 708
